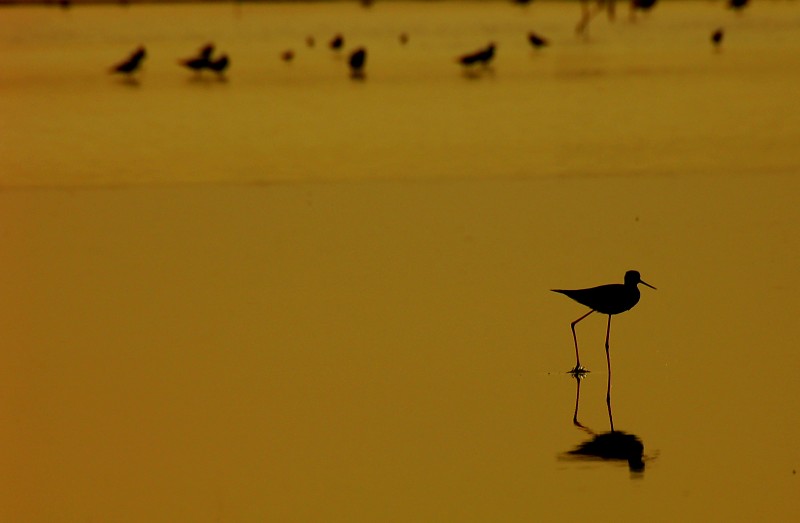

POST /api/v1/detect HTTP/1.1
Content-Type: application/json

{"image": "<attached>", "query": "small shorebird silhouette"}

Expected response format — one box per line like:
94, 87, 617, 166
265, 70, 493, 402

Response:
329, 34, 345, 51
179, 43, 215, 73
348, 47, 367, 78
711, 28, 724, 48
281, 49, 295, 62
207, 54, 229, 77
110, 46, 146, 77
728, 0, 749, 10
553, 270, 655, 374
527, 31, 549, 49
457, 42, 495, 68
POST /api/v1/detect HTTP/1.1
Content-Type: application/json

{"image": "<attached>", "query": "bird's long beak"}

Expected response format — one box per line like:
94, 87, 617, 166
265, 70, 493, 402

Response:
641, 280, 657, 290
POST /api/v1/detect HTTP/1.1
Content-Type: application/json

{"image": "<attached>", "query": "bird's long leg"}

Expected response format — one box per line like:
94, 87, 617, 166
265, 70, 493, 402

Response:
605, 314, 614, 431
569, 310, 594, 372
606, 358, 615, 433
605, 314, 612, 371
572, 375, 594, 435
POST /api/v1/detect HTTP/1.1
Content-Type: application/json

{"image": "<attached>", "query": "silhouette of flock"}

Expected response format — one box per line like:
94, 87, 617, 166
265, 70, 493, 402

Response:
108, 0, 749, 82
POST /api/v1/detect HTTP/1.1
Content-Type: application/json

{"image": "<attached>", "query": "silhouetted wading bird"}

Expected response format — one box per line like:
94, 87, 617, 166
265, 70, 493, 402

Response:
329, 34, 344, 51
552, 271, 656, 374
179, 43, 214, 73
527, 31, 548, 50
208, 54, 229, 77
348, 47, 367, 78
711, 28, 724, 48
110, 46, 146, 76
458, 42, 495, 68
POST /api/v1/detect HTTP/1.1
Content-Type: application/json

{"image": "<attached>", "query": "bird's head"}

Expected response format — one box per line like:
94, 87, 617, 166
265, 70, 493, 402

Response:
625, 270, 656, 290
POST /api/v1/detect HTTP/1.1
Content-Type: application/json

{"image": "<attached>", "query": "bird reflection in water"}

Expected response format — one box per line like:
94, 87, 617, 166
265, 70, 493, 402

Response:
560, 374, 649, 475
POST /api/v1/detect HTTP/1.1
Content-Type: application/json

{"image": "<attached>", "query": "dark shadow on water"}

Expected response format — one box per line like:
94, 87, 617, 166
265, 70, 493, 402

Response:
559, 374, 649, 476
114, 76, 141, 88
460, 66, 496, 80
185, 75, 229, 86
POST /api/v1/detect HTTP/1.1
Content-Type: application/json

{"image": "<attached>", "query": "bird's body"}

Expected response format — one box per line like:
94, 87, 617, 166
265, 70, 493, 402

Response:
458, 43, 495, 67
348, 47, 367, 78
179, 44, 229, 77
329, 34, 344, 51
208, 54, 229, 75
527, 31, 549, 49
553, 271, 655, 374
179, 43, 215, 73
553, 281, 641, 315
180, 56, 209, 72
712, 28, 725, 47
111, 46, 146, 76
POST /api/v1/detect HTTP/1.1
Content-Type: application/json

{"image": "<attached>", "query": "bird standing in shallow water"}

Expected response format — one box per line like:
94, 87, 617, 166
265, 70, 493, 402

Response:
208, 54, 229, 77
711, 28, 724, 49
110, 46, 146, 77
348, 47, 367, 78
457, 42, 496, 70
553, 271, 656, 375
329, 34, 344, 51
527, 31, 548, 50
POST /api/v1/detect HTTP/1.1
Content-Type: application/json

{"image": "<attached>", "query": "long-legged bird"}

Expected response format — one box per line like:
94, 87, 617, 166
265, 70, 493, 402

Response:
553, 270, 655, 374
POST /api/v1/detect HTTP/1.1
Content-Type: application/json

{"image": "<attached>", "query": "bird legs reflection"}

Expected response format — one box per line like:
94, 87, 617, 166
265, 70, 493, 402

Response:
564, 373, 646, 474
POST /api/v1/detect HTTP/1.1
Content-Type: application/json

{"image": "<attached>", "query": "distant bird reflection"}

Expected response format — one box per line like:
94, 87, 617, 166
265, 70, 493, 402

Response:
560, 374, 647, 474
576, 0, 616, 35
348, 47, 367, 79
553, 270, 655, 374
110, 45, 146, 79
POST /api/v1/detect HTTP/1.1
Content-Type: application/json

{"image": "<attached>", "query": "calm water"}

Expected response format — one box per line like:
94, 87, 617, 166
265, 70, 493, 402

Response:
1, 2, 799, 522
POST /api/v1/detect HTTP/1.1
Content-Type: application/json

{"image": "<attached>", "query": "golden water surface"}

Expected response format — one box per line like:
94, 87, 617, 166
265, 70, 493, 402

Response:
1, 2, 799, 522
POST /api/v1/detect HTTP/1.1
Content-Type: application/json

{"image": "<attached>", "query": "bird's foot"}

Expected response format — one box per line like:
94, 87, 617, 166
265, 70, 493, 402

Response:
568, 365, 590, 377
